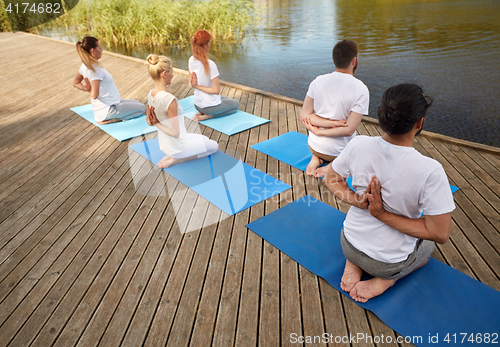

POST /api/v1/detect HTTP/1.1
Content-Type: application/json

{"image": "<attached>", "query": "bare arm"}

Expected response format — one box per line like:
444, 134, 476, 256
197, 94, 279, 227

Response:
73, 73, 91, 93
190, 72, 220, 95
323, 164, 369, 209
308, 111, 363, 137
367, 177, 452, 244
90, 79, 100, 100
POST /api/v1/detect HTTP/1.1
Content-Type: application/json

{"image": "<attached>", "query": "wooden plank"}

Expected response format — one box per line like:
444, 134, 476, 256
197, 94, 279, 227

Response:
460, 147, 500, 185
0, 150, 148, 347
0, 136, 125, 311
257, 97, 281, 347
211, 87, 250, 347
0, 131, 118, 263
0, 124, 101, 226
234, 92, 267, 347
442, 142, 500, 215
163, 117, 227, 347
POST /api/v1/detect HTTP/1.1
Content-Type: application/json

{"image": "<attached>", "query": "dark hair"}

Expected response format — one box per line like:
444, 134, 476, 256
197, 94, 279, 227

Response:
332, 39, 358, 69
377, 83, 433, 135
76, 36, 100, 72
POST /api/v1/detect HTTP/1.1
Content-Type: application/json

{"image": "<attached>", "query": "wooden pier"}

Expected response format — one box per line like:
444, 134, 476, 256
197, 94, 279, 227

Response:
0, 32, 499, 347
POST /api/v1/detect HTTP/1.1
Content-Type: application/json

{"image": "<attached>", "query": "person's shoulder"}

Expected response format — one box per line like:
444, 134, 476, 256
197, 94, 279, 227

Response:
309, 73, 334, 87
350, 75, 368, 89
346, 134, 374, 148
406, 147, 443, 172
355, 134, 377, 145
208, 59, 218, 68
314, 72, 334, 82
188, 56, 197, 67
160, 91, 176, 104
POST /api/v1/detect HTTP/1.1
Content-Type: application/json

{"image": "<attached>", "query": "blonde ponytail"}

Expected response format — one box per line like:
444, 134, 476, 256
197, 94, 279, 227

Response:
76, 37, 100, 72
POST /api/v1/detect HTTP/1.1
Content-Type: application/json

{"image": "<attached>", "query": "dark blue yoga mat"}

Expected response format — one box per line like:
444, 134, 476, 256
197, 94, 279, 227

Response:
247, 196, 500, 346
251, 131, 459, 194
71, 104, 154, 141
130, 138, 291, 215
178, 96, 270, 136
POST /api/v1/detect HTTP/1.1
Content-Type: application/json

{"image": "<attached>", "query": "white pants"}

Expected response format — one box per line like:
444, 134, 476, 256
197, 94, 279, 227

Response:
170, 133, 218, 159
107, 99, 146, 121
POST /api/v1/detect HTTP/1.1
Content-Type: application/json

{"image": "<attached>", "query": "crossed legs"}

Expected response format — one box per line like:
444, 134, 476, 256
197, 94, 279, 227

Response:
340, 230, 435, 303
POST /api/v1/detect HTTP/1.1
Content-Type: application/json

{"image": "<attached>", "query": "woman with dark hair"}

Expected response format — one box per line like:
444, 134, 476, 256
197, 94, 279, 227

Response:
324, 83, 455, 303
188, 30, 239, 121
73, 36, 145, 125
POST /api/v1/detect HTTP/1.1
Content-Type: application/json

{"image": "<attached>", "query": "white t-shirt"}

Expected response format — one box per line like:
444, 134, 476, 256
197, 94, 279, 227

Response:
147, 91, 188, 156
78, 63, 121, 122
331, 136, 455, 263
306, 71, 369, 156
188, 56, 221, 108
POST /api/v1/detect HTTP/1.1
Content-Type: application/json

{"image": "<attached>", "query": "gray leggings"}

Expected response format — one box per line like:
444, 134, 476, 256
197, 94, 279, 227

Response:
195, 96, 239, 117
340, 229, 435, 280
107, 99, 146, 121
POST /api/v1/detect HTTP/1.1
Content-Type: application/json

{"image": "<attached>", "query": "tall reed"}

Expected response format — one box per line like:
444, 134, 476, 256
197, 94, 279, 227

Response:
32, 0, 256, 47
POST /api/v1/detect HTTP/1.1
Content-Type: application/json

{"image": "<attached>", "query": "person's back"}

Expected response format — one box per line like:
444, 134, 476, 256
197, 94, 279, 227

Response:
307, 71, 368, 158
324, 83, 455, 303
147, 91, 187, 156
335, 135, 453, 263
300, 39, 369, 177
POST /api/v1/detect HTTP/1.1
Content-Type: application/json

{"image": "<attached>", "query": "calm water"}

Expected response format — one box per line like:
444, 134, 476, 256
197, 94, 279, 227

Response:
47, 0, 500, 147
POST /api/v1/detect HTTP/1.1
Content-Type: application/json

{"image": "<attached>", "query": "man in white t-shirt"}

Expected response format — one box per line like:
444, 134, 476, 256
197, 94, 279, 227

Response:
324, 83, 455, 303
300, 39, 369, 177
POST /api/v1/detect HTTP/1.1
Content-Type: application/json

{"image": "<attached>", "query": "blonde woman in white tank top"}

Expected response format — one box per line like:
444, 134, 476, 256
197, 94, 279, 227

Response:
146, 54, 218, 168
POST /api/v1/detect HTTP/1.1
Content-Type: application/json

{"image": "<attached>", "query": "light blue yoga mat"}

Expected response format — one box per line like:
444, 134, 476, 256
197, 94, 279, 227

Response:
251, 131, 460, 194
178, 96, 270, 136
247, 195, 500, 346
130, 138, 291, 215
71, 104, 155, 142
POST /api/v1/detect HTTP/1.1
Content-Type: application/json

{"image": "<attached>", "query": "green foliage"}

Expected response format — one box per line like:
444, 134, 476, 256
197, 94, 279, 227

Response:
0, 0, 13, 31
34, 0, 256, 46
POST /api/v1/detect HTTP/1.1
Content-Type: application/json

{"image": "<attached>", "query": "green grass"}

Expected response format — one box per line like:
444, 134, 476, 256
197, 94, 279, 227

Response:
29, 0, 257, 47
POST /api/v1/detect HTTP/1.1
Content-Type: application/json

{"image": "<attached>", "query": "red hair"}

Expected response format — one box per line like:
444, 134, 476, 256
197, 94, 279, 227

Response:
191, 30, 212, 75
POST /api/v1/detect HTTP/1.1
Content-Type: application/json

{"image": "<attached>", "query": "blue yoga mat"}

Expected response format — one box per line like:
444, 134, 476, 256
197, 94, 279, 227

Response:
130, 138, 291, 215
71, 104, 155, 142
247, 196, 500, 346
178, 96, 270, 136
251, 131, 460, 194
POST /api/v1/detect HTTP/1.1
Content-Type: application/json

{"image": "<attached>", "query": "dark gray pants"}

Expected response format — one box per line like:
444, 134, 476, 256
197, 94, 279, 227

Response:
195, 96, 239, 117
340, 229, 435, 280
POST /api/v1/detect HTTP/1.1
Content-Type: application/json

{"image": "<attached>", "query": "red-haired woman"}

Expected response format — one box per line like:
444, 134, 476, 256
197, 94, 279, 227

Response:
188, 30, 239, 121
73, 36, 145, 125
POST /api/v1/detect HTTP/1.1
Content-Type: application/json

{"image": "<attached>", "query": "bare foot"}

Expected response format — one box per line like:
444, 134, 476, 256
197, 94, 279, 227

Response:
192, 112, 211, 121
157, 155, 177, 168
350, 277, 396, 303
313, 165, 329, 178
306, 155, 323, 176
97, 118, 122, 125
340, 260, 363, 293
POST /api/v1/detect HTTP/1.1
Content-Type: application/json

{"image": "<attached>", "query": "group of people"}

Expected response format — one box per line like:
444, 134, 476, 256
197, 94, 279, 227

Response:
73, 30, 237, 168
73, 35, 455, 303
